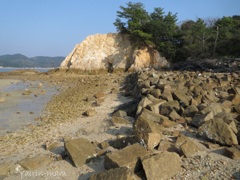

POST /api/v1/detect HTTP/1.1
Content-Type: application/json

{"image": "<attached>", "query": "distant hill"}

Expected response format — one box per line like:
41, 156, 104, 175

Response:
0, 54, 65, 67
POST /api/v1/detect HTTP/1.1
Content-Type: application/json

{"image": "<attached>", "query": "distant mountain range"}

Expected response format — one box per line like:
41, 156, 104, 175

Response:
0, 54, 65, 67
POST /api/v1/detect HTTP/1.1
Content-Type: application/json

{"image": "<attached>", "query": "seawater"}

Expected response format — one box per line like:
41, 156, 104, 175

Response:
0, 80, 58, 135
0, 67, 54, 73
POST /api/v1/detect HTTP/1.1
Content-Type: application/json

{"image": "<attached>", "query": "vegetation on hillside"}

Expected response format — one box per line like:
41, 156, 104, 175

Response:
0, 54, 65, 67
114, 2, 240, 62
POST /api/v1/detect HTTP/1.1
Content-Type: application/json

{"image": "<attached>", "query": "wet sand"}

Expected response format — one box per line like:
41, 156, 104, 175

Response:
0, 79, 58, 135
0, 79, 20, 88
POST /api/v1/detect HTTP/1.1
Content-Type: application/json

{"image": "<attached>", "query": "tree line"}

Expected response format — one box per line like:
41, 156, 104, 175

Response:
114, 2, 240, 62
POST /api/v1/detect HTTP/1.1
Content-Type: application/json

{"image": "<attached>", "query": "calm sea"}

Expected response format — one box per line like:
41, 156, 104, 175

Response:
0, 67, 54, 73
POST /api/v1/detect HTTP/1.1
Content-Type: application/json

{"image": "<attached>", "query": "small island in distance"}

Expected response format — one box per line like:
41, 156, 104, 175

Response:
0, 53, 65, 68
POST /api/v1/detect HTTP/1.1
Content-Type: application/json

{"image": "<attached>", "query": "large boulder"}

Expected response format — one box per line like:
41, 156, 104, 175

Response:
104, 144, 148, 172
159, 100, 180, 116
180, 139, 202, 157
224, 147, 240, 160
64, 138, 96, 167
134, 109, 174, 149
172, 90, 191, 106
198, 118, 238, 146
139, 132, 162, 150
141, 152, 181, 180
191, 111, 214, 127
109, 136, 138, 149
18, 155, 53, 170
60, 33, 169, 71
89, 167, 135, 180
133, 109, 164, 137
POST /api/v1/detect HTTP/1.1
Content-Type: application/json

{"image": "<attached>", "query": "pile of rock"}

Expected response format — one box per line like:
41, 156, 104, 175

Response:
116, 68, 239, 178
64, 69, 240, 179
172, 58, 240, 72
126, 69, 240, 145
62, 137, 181, 179
63, 69, 240, 179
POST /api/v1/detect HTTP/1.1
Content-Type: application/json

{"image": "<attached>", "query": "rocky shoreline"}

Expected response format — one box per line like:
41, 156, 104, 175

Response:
122, 68, 240, 179
0, 70, 131, 179
0, 68, 240, 179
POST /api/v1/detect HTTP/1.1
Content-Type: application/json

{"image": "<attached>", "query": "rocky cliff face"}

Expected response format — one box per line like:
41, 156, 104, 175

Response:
60, 33, 169, 71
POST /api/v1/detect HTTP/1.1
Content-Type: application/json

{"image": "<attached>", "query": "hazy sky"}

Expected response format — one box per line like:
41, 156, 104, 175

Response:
0, 0, 239, 57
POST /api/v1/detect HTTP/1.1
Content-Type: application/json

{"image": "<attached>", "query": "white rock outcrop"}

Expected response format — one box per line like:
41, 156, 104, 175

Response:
60, 33, 169, 71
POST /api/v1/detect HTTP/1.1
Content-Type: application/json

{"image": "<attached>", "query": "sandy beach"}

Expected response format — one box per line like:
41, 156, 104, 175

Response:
0, 69, 131, 179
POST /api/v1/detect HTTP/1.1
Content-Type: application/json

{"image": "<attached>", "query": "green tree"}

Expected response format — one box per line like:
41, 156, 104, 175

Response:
175, 20, 195, 61
144, 8, 179, 60
215, 16, 240, 56
161, 12, 179, 60
114, 2, 151, 45
178, 18, 213, 59
114, 2, 240, 62
114, 3, 179, 60
192, 18, 212, 56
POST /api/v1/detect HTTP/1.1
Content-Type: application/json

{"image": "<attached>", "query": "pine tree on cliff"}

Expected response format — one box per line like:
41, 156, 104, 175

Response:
114, 2, 179, 61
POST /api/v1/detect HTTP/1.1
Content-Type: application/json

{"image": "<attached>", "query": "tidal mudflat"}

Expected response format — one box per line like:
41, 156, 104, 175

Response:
0, 69, 128, 179
0, 79, 58, 135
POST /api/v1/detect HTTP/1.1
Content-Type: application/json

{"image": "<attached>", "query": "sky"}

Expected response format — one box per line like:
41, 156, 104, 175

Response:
0, 0, 239, 57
